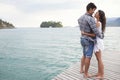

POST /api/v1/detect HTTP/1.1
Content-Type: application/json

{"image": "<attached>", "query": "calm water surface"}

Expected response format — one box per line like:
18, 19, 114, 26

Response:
0, 27, 120, 80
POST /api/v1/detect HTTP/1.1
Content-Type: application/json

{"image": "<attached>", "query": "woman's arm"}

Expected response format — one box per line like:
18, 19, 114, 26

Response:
81, 31, 96, 37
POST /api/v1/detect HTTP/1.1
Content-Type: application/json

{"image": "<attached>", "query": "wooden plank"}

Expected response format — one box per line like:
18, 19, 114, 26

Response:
52, 51, 120, 80
91, 58, 120, 73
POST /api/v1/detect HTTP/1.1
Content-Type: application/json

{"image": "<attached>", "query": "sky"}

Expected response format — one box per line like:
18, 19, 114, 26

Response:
0, 0, 120, 27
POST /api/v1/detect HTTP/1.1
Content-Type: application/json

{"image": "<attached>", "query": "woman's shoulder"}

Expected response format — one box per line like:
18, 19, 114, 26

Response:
98, 21, 102, 25
96, 22, 100, 27
96, 21, 102, 27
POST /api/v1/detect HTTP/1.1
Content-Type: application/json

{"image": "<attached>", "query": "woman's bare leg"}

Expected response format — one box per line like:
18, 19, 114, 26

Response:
95, 50, 104, 78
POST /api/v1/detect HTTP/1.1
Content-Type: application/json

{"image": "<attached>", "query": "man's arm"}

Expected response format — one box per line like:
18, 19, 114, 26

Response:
81, 31, 96, 37
78, 17, 84, 32
88, 17, 104, 39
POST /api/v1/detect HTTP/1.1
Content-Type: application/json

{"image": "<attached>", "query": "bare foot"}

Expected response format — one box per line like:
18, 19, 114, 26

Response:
91, 73, 99, 77
95, 75, 104, 80
83, 73, 92, 78
80, 70, 84, 73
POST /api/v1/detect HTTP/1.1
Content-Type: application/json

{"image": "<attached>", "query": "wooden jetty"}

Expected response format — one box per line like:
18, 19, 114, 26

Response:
52, 51, 120, 80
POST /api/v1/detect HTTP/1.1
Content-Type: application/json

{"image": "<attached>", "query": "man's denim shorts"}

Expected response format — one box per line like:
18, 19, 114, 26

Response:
81, 38, 94, 58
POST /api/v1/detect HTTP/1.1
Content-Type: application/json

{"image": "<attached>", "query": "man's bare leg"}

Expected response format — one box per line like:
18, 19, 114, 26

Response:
80, 56, 85, 73
84, 57, 91, 78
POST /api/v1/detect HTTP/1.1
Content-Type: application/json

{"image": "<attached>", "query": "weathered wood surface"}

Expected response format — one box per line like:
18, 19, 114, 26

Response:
52, 51, 120, 80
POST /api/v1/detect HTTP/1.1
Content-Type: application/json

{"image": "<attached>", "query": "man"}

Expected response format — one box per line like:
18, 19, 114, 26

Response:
78, 2, 104, 78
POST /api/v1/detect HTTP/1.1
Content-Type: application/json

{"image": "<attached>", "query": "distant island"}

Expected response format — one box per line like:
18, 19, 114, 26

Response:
40, 21, 63, 28
0, 19, 15, 29
106, 17, 120, 27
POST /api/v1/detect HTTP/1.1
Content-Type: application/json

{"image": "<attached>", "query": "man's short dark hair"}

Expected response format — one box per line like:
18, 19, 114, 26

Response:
86, 2, 97, 11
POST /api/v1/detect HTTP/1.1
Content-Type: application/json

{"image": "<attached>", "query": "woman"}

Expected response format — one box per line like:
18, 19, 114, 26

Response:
80, 10, 106, 78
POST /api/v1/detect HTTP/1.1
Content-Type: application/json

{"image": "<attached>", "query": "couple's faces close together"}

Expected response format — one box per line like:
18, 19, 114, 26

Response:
89, 8, 99, 19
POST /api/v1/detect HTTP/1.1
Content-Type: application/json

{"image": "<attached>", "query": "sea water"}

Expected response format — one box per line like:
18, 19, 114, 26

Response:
0, 27, 120, 80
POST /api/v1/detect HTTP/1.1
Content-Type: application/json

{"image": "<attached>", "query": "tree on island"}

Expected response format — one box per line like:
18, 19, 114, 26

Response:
40, 21, 63, 28
0, 19, 15, 29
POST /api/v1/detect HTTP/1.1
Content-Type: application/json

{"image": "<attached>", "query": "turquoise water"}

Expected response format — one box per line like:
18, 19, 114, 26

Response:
0, 27, 120, 80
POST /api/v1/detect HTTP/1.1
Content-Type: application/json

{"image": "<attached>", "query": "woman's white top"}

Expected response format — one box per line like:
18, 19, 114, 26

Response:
94, 22, 104, 53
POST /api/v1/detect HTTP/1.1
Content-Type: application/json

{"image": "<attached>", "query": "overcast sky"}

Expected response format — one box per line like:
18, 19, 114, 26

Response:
0, 0, 120, 27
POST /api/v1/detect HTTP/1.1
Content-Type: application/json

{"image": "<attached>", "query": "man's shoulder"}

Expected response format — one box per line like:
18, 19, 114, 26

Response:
78, 14, 88, 22
79, 14, 93, 20
87, 16, 95, 23
78, 14, 84, 20
78, 14, 95, 24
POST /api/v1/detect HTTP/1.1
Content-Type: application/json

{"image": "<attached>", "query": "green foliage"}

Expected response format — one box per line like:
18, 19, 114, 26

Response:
40, 21, 63, 28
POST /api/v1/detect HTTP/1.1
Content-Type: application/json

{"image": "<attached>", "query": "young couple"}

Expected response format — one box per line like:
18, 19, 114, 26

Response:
78, 2, 106, 79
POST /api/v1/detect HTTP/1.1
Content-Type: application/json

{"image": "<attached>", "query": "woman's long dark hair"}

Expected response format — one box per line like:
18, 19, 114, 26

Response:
98, 10, 106, 33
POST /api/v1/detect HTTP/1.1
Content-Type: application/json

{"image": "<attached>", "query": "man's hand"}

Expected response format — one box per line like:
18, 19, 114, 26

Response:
81, 31, 85, 35
81, 31, 96, 37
